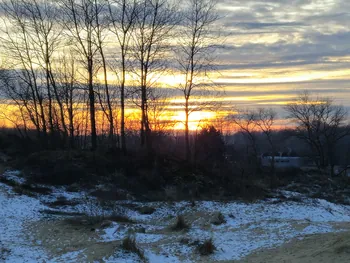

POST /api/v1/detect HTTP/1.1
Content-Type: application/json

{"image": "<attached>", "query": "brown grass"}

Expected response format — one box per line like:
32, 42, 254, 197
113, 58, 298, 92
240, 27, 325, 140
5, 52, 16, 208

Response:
64, 212, 133, 227
211, 212, 226, 225
121, 235, 147, 262
0, 246, 11, 261
137, 206, 156, 215
335, 245, 350, 254
47, 196, 78, 207
170, 215, 190, 231
198, 238, 216, 256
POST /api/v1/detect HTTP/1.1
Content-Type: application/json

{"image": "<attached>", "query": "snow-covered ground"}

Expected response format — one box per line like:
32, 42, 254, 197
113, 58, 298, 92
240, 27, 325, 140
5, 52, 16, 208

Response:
0, 171, 49, 262
1, 170, 350, 263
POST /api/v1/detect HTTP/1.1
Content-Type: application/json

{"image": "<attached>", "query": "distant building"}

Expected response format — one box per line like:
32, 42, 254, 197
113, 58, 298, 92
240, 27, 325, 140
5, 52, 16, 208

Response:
261, 149, 305, 169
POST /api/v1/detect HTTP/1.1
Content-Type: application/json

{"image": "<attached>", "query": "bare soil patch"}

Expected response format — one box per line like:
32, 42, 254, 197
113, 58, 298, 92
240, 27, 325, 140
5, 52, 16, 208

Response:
237, 226, 350, 263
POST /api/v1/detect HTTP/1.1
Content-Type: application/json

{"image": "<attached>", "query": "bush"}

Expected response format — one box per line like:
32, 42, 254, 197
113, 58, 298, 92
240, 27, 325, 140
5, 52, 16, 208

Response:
195, 125, 225, 165
23, 150, 116, 185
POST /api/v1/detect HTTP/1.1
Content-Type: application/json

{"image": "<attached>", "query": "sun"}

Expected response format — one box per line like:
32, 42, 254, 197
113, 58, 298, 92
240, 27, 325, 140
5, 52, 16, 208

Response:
172, 111, 216, 131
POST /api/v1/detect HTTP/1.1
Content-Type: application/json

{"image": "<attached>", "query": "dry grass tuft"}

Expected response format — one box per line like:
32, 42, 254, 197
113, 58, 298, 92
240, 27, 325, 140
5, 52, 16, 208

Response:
211, 212, 226, 225
170, 215, 190, 231
335, 245, 350, 254
198, 238, 216, 256
121, 235, 147, 262
0, 246, 11, 261
137, 206, 156, 215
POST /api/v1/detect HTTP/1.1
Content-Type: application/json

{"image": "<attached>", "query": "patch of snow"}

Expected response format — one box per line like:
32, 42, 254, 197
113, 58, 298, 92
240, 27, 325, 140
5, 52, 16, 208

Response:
0, 182, 49, 262
1, 170, 25, 184
51, 249, 87, 263
136, 233, 164, 243
146, 250, 191, 263
104, 251, 142, 263
101, 222, 127, 241
302, 224, 334, 234
101, 222, 164, 244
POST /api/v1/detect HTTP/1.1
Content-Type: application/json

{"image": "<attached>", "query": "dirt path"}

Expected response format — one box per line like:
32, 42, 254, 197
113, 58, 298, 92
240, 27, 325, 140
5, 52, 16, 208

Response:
27, 219, 119, 262
236, 225, 350, 263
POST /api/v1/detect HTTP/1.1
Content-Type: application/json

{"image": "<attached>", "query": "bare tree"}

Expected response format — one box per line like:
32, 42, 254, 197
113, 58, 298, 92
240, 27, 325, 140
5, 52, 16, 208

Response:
148, 88, 175, 133
92, 0, 116, 145
0, 102, 29, 138
131, 0, 178, 152
0, 63, 29, 137
175, 0, 221, 162
0, 0, 50, 145
285, 92, 350, 176
228, 109, 259, 160
255, 107, 277, 173
23, 0, 68, 144
54, 50, 81, 148
107, 0, 137, 154
59, 0, 100, 150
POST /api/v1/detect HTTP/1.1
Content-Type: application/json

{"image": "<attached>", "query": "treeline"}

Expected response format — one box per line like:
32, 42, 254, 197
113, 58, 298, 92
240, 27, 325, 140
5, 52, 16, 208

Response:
225, 92, 350, 176
0, 0, 220, 159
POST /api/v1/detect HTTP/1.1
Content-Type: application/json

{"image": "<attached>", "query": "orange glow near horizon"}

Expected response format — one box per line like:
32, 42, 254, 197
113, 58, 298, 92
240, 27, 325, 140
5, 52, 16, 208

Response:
0, 101, 291, 134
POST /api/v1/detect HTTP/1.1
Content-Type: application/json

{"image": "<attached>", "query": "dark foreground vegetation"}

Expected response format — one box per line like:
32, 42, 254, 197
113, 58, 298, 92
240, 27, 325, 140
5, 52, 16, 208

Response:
1, 105, 350, 205
0, 130, 268, 202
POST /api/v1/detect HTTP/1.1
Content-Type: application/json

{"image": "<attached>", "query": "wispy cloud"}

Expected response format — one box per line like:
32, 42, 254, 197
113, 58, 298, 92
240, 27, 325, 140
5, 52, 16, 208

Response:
207, 0, 350, 107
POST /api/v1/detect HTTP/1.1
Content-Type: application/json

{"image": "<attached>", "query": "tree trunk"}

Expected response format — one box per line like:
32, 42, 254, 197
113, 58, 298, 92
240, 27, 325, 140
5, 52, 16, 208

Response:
101, 52, 114, 145
68, 86, 75, 149
185, 98, 190, 162
120, 49, 127, 154
88, 59, 97, 151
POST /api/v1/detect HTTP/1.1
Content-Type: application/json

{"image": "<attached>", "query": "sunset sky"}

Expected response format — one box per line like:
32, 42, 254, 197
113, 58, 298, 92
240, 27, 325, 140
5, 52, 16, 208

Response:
211, 0, 350, 114
158, 0, 350, 128
0, 0, 350, 131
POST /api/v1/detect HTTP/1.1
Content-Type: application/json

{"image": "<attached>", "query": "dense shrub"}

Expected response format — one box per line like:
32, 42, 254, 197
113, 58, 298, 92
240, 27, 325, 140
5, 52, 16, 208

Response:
195, 125, 225, 165
23, 150, 116, 185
